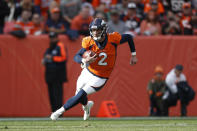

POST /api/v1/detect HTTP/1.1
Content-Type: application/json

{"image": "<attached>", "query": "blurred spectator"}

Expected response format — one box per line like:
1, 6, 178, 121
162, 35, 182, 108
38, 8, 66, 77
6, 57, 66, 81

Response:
94, 11, 108, 22
82, 2, 95, 16
144, 0, 165, 16
147, 65, 168, 116
14, 0, 35, 21
13, 10, 33, 35
0, 0, 10, 34
71, 5, 93, 36
34, 0, 60, 18
165, 64, 195, 116
47, 1, 60, 20
162, 11, 181, 35
60, 0, 81, 24
95, 2, 109, 13
160, 0, 170, 12
130, 0, 144, 18
140, 10, 161, 36
30, 13, 43, 35
192, 0, 197, 9
6, 0, 16, 22
121, 2, 136, 21
119, 0, 144, 20
116, 0, 130, 16
92, 0, 118, 10
191, 0, 197, 35
3, 0, 17, 34
49, 1, 59, 13
122, 3, 141, 36
45, 7, 69, 34
107, 9, 128, 34
180, 2, 194, 35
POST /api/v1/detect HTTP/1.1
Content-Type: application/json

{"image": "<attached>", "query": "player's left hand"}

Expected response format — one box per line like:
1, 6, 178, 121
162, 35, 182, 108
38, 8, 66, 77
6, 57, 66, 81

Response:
130, 55, 138, 65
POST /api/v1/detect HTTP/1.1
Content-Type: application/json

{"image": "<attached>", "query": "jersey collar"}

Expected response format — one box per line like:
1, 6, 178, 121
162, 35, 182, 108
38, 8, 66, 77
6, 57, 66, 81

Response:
94, 35, 108, 50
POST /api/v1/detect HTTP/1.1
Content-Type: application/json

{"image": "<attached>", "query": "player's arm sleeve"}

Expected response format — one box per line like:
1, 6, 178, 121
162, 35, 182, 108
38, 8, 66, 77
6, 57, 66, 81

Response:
73, 48, 87, 64
74, 37, 90, 63
53, 44, 67, 62
120, 34, 136, 55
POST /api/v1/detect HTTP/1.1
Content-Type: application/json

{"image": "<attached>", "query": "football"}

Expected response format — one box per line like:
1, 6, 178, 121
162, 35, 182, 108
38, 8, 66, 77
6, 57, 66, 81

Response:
82, 50, 96, 58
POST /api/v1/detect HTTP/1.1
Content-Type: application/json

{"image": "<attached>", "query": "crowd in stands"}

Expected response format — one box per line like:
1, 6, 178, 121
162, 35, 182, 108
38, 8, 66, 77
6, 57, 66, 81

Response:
0, 0, 197, 39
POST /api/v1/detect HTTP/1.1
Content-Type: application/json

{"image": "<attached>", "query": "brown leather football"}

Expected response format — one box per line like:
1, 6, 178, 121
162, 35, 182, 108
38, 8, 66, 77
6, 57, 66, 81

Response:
82, 50, 96, 58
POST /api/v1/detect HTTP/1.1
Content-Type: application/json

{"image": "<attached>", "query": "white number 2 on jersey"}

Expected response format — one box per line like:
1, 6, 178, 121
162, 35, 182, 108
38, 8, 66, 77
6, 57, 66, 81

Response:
98, 52, 107, 66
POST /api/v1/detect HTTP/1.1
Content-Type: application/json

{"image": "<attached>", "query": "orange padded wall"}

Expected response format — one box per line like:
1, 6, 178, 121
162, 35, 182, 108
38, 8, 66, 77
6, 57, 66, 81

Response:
0, 35, 197, 117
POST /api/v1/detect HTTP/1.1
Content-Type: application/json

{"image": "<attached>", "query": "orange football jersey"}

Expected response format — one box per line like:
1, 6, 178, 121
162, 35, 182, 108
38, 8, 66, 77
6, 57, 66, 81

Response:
82, 32, 122, 78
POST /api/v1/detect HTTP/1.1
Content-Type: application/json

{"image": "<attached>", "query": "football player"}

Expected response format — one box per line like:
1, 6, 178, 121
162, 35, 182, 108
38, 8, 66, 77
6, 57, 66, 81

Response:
50, 18, 138, 120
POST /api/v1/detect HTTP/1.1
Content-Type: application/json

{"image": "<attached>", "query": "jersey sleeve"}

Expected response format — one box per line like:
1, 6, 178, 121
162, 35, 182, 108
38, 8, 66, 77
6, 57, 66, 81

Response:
82, 37, 91, 49
110, 32, 122, 45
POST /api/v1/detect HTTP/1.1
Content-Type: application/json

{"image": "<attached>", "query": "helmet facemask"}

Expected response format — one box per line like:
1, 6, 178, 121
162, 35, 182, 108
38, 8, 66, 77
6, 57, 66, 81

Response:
89, 19, 107, 41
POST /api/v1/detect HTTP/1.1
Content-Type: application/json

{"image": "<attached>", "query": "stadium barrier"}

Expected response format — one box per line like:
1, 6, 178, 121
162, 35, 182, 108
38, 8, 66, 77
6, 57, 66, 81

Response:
0, 35, 197, 117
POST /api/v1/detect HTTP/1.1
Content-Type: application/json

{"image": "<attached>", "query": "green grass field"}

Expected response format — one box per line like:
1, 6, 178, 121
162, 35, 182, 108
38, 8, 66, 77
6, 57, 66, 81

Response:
0, 117, 197, 131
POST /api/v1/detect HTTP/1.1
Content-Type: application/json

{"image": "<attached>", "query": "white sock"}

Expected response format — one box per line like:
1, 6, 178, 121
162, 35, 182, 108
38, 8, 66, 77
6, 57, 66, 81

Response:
56, 107, 65, 114
83, 102, 89, 109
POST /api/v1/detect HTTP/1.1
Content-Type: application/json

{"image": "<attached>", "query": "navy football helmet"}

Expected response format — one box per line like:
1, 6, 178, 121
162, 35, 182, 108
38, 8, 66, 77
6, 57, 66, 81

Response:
89, 18, 107, 41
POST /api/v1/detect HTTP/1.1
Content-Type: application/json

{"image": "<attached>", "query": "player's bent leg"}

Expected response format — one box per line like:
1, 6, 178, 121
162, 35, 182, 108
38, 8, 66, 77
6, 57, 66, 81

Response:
75, 68, 89, 95
79, 85, 96, 121
79, 95, 88, 105
50, 89, 87, 121
81, 83, 106, 121
64, 89, 87, 110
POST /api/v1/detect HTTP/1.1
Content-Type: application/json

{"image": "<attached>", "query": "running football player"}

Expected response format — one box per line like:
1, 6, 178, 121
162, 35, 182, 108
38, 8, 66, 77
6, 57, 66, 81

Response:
50, 18, 138, 120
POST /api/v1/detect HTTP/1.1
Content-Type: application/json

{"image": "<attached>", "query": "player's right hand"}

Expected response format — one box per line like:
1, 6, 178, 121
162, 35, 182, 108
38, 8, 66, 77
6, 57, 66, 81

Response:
83, 54, 97, 64
81, 54, 97, 69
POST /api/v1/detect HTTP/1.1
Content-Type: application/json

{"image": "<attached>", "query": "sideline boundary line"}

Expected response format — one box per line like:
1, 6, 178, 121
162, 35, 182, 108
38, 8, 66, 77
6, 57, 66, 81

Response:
1, 117, 197, 121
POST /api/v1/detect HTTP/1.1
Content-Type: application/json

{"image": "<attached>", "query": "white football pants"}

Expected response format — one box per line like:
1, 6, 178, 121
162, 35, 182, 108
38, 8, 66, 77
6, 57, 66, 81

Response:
75, 68, 107, 95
